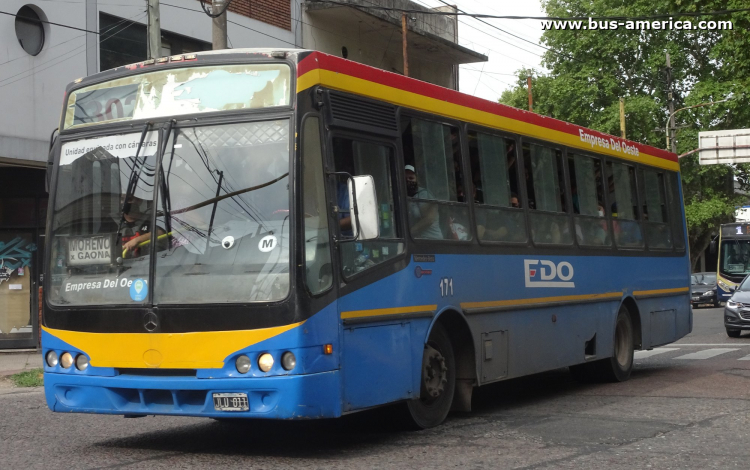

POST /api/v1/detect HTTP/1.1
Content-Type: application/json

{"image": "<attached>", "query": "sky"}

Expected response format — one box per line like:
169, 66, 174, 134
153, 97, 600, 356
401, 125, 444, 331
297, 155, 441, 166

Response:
415, 0, 548, 103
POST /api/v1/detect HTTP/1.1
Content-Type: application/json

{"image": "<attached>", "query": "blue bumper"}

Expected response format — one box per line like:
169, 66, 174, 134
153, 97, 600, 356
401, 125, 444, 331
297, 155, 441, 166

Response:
44, 370, 342, 419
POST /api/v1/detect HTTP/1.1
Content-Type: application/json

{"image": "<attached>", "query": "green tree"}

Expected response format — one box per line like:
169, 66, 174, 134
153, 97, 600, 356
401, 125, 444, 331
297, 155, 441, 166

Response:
500, 0, 750, 270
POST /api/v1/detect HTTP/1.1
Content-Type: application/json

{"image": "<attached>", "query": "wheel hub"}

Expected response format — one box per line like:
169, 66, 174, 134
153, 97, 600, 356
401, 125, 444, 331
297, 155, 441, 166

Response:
423, 345, 448, 399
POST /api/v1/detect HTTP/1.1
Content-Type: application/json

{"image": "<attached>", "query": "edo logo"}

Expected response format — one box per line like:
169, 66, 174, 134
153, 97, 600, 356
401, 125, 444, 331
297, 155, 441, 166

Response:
524, 259, 575, 288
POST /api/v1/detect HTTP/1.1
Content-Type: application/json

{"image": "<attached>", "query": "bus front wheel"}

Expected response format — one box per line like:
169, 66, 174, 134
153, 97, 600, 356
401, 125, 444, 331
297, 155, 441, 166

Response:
406, 323, 456, 429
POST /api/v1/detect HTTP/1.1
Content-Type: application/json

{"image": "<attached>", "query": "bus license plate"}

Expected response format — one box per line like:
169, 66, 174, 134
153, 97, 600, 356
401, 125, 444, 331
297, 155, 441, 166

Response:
212, 392, 249, 411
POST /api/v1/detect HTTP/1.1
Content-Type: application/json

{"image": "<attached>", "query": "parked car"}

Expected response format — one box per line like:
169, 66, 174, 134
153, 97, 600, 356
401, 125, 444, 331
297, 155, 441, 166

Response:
724, 274, 750, 337
691, 272, 718, 308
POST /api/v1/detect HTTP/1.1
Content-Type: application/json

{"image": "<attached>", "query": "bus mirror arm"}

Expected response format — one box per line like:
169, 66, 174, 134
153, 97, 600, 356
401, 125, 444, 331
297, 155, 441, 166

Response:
46, 127, 59, 193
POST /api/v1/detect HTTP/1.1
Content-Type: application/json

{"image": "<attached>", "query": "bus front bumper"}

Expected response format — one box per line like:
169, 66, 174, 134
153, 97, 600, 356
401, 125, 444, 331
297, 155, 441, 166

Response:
44, 370, 342, 419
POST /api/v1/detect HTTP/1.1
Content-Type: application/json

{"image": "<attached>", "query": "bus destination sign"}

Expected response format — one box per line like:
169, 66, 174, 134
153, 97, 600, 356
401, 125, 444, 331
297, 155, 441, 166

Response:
66, 234, 116, 266
722, 224, 750, 237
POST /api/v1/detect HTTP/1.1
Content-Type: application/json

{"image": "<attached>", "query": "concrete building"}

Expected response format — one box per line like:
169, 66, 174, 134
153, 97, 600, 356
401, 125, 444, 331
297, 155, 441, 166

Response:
0, 0, 485, 348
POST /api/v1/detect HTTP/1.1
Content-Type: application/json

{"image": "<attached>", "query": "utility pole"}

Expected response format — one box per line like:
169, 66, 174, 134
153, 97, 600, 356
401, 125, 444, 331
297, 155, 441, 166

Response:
527, 76, 533, 112
147, 0, 161, 59
401, 14, 409, 77
212, 0, 228, 50
619, 97, 626, 139
666, 52, 676, 153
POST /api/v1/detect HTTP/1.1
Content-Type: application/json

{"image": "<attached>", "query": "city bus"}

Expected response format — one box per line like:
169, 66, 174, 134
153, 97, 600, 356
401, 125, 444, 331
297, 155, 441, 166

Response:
43, 48, 691, 428
715, 222, 750, 303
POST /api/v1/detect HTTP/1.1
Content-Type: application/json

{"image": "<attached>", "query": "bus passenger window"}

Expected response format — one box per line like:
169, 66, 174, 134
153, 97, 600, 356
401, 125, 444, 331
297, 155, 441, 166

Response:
638, 168, 672, 249
522, 142, 572, 245
331, 137, 403, 277
401, 117, 470, 241
606, 161, 644, 248
665, 172, 685, 250
302, 117, 333, 294
568, 153, 610, 247
468, 130, 526, 243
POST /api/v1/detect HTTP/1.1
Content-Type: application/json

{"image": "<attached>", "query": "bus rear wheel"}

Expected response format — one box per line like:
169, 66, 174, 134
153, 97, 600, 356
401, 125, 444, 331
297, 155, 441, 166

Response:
406, 323, 455, 429
570, 306, 634, 383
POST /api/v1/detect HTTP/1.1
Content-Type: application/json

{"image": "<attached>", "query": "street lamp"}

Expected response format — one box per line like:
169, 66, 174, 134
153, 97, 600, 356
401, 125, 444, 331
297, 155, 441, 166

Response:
666, 97, 732, 153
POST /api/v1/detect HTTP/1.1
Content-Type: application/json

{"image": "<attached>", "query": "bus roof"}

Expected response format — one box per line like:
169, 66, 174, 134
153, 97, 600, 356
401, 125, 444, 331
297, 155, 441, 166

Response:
67, 48, 677, 171
296, 50, 678, 171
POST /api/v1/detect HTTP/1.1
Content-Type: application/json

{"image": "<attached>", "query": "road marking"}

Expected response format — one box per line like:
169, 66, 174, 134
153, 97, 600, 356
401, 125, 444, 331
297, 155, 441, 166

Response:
634, 348, 680, 359
673, 348, 739, 360
672, 343, 750, 347
738, 354, 750, 361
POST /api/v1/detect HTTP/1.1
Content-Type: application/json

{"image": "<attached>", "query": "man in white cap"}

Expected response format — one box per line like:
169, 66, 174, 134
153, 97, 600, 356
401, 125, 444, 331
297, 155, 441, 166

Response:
405, 165, 443, 239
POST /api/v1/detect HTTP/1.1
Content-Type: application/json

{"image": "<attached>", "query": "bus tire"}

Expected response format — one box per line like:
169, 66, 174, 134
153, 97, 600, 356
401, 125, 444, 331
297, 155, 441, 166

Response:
406, 323, 456, 429
599, 305, 634, 382
569, 306, 634, 383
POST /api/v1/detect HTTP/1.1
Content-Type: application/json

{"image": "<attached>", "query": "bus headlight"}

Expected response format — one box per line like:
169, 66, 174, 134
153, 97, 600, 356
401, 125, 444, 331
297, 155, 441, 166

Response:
235, 355, 251, 374
60, 352, 74, 369
258, 353, 274, 372
75, 355, 89, 371
281, 352, 296, 371
45, 351, 58, 367
718, 280, 732, 292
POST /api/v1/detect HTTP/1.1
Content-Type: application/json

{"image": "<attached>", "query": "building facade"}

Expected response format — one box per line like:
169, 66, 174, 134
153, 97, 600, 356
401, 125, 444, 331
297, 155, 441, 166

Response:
0, 0, 484, 348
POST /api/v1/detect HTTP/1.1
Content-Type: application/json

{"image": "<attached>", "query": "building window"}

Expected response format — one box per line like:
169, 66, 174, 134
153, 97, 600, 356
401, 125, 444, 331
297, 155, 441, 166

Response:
15, 6, 45, 56
99, 13, 210, 72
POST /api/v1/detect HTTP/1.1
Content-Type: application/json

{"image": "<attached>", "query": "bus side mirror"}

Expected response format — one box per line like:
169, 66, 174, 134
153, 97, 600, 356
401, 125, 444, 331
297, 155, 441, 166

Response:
348, 175, 379, 241
710, 240, 717, 254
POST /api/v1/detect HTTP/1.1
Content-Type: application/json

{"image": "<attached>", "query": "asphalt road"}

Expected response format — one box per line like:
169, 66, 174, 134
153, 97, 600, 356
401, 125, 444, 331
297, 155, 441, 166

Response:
3, 307, 749, 469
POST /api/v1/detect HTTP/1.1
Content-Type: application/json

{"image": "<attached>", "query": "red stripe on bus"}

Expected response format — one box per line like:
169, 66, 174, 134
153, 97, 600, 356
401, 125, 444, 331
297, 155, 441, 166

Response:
297, 52, 677, 163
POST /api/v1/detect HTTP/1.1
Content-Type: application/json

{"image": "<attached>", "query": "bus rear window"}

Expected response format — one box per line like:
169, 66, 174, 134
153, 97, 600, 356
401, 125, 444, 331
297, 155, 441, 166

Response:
64, 63, 290, 129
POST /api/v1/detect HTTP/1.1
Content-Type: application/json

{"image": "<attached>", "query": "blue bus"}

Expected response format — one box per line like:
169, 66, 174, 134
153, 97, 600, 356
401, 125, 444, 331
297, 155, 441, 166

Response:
42, 49, 691, 428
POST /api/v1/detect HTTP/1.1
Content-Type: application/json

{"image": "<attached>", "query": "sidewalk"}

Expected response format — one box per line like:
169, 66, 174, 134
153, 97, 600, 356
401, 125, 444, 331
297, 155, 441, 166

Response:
0, 350, 42, 377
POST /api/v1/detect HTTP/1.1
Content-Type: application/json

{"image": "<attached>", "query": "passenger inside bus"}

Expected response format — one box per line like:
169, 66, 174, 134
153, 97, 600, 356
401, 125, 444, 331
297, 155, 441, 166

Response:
405, 165, 443, 239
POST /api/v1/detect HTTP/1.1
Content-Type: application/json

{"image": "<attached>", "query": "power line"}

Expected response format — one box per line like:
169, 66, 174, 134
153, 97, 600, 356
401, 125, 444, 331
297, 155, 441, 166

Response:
0, 9, 100, 34
160, 2, 297, 46
307, 2, 750, 21
435, 0, 550, 54
0, 13, 147, 88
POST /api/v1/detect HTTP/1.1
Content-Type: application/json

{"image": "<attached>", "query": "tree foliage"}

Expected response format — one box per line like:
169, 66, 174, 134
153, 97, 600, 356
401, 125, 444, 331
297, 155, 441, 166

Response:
499, 0, 750, 270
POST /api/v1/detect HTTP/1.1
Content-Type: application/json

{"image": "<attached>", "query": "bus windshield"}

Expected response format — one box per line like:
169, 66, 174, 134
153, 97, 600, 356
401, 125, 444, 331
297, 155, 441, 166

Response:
719, 239, 750, 279
48, 119, 291, 306
63, 63, 290, 130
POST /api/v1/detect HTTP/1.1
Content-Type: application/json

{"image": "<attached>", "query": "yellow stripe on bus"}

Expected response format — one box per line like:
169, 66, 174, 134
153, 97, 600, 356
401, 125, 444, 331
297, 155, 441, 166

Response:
460, 292, 623, 310
341, 304, 438, 320
43, 322, 303, 369
297, 70, 679, 172
633, 287, 690, 296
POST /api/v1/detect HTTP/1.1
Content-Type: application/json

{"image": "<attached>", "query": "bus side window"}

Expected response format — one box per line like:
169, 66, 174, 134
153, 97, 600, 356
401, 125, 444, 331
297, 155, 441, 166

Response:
606, 161, 644, 248
301, 116, 333, 295
468, 130, 526, 243
568, 153, 610, 247
522, 142, 572, 245
401, 117, 470, 242
638, 168, 672, 250
331, 137, 404, 278
665, 172, 685, 250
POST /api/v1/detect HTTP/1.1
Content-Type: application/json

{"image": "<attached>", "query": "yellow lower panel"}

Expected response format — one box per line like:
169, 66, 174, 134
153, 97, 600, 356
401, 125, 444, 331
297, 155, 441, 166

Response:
43, 322, 303, 369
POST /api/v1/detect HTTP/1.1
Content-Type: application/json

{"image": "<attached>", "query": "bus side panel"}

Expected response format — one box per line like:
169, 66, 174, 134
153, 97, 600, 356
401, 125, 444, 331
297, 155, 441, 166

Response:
336, 251, 690, 407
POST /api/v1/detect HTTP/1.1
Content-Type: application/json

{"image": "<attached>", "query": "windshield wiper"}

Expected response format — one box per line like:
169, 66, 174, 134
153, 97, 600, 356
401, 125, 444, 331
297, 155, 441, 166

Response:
116, 121, 152, 253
